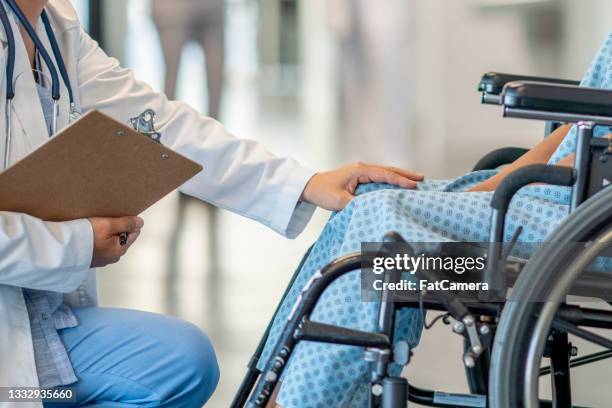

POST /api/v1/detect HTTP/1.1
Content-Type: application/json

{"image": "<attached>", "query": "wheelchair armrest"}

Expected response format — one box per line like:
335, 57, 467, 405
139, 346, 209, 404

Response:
491, 164, 575, 211
502, 81, 612, 119
472, 147, 529, 171
478, 72, 579, 96
484, 165, 576, 301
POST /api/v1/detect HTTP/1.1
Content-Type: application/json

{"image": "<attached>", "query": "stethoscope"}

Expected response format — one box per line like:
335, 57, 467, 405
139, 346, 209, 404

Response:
0, 0, 77, 169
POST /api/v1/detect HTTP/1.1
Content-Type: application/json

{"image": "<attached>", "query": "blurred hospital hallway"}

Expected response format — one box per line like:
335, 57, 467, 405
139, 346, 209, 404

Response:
76, 0, 612, 406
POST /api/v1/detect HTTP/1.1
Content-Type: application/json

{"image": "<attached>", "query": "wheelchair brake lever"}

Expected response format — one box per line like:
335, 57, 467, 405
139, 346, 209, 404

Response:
417, 268, 488, 366
416, 267, 469, 321
501, 225, 523, 261
384, 231, 491, 367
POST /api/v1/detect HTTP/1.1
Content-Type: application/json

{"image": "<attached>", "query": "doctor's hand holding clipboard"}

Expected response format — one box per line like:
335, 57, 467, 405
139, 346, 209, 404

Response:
88, 217, 143, 267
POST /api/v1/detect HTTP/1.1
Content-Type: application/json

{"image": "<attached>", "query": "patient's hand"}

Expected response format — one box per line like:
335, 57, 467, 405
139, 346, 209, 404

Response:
89, 216, 144, 267
301, 162, 424, 211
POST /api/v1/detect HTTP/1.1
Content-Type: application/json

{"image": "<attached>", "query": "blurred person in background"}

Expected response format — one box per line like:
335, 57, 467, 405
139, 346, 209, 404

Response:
152, 0, 226, 314
152, 0, 224, 119
329, 0, 414, 167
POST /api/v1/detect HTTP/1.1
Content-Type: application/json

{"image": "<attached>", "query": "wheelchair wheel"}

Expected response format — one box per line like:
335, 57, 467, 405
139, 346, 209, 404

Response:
489, 187, 612, 408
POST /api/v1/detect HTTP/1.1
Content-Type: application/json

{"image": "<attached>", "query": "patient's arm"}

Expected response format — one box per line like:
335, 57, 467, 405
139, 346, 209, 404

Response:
555, 153, 576, 168
468, 124, 572, 192
549, 134, 612, 169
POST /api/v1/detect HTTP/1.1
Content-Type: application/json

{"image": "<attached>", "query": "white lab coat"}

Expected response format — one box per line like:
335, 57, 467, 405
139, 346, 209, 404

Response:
0, 1, 315, 404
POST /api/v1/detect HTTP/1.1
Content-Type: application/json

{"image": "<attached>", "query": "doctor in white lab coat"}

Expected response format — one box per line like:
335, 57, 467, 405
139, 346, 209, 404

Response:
0, 1, 424, 406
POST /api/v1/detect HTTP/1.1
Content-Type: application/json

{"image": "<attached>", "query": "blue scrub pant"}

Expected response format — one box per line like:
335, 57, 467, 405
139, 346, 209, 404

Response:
45, 307, 219, 408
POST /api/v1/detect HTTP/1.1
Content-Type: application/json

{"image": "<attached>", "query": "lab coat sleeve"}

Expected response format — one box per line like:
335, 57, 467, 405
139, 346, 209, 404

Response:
0, 212, 93, 292
75, 29, 317, 238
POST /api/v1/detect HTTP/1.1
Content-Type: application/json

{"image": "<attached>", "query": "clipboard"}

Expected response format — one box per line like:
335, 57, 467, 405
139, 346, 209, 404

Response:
0, 110, 203, 221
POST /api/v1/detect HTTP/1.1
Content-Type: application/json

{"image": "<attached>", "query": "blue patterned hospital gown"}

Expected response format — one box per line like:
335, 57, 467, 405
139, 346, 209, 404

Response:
260, 33, 612, 407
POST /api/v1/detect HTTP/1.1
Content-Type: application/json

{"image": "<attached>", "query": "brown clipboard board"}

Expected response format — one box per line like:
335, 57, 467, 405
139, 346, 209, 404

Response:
0, 110, 203, 221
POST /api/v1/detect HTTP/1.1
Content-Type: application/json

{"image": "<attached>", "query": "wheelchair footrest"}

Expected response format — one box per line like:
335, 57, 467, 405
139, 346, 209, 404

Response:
294, 320, 391, 349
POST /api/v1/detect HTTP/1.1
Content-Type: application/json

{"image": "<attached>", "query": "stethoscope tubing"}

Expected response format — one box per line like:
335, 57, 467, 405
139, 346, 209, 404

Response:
0, 0, 75, 169
0, 0, 14, 169
41, 10, 74, 105
5, 0, 60, 99
0, 0, 15, 99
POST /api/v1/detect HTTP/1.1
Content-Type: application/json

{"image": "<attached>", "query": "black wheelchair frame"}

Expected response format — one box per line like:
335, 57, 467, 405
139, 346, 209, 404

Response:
231, 72, 612, 408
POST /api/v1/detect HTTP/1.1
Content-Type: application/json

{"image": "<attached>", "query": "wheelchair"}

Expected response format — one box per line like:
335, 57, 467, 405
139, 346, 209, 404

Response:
231, 72, 612, 408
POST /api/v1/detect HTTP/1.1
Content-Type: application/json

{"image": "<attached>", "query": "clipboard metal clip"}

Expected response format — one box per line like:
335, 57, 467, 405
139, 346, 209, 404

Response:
130, 109, 162, 143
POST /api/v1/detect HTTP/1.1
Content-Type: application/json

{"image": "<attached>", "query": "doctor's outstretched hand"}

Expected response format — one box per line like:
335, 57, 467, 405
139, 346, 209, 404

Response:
89, 216, 144, 267
301, 162, 424, 211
